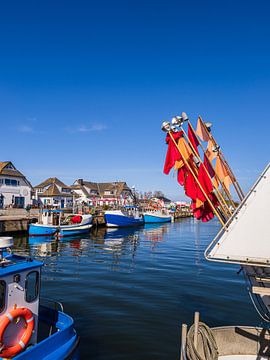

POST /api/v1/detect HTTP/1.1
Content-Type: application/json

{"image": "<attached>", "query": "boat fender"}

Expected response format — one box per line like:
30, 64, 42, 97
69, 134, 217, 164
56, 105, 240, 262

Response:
0, 307, 35, 358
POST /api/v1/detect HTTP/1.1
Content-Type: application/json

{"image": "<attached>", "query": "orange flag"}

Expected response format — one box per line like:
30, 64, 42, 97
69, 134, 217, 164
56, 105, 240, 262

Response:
205, 140, 217, 161
216, 156, 232, 192
196, 117, 210, 142
178, 137, 193, 161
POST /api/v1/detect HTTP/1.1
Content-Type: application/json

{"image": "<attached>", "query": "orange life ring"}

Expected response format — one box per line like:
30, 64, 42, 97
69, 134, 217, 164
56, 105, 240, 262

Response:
0, 307, 35, 358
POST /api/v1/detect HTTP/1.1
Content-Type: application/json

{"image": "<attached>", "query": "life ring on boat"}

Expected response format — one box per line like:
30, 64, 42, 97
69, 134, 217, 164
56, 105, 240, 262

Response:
0, 307, 35, 358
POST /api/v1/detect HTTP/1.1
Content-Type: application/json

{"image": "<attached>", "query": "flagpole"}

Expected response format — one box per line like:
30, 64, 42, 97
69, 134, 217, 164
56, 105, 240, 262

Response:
167, 131, 227, 228
198, 116, 244, 201
187, 120, 236, 211
180, 126, 233, 219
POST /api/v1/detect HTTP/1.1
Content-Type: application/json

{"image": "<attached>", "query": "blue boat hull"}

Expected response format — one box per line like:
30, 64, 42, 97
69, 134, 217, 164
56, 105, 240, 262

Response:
105, 213, 144, 227
10, 305, 79, 360
29, 224, 58, 236
143, 214, 171, 223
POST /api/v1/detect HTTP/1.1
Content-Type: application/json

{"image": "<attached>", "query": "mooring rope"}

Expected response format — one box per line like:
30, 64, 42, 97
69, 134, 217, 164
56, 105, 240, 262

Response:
186, 322, 219, 360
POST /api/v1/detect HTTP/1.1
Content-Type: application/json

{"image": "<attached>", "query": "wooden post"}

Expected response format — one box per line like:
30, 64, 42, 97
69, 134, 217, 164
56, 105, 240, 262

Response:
180, 323, 188, 360
194, 311, 200, 350
168, 132, 227, 228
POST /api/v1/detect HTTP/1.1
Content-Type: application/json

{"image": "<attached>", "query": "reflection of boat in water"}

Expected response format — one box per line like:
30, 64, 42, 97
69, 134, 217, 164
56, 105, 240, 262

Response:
105, 227, 139, 239
103, 227, 139, 252
143, 223, 168, 243
104, 207, 144, 227
0, 236, 79, 359
29, 209, 92, 237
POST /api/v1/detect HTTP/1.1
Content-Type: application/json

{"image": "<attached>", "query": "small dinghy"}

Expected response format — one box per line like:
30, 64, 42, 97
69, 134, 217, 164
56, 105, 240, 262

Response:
0, 236, 79, 359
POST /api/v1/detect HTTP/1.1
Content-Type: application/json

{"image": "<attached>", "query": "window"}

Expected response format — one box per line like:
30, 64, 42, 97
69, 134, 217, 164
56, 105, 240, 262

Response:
62, 188, 71, 193
25, 271, 39, 302
11, 180, 18, 186
0, 281, 6, 312
4, 179, 18, 186
104, 190, 114, 195
5, 164, 14, 170
0, 179, 3, 185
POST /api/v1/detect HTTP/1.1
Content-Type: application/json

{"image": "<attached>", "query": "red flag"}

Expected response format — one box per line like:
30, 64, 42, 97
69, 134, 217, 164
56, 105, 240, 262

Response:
185, 171, 197, 201
203, 154, 215, 178
163, 131, 183, 174
188, 124, 199, 155
196, 163, 213, 202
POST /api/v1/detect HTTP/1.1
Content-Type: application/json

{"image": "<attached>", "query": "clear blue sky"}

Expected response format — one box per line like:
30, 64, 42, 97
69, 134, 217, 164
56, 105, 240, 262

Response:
0, 0, 269, 200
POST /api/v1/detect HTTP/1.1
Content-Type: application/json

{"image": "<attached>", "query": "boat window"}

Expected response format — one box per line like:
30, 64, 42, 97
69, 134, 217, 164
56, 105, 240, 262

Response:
0, 281, 6, 312
25, 271, 39, 303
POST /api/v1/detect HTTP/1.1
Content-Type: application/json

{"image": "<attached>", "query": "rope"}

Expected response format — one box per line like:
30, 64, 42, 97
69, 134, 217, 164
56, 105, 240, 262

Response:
186, 322, 219, 360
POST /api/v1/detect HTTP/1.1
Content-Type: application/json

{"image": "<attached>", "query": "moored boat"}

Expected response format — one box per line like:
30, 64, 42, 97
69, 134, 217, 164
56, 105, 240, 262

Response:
143, 209, 172, 223
58, 214, 92, 237
0, 236, 79, 359
104, 207, 144, 227
29, 209, 92, 237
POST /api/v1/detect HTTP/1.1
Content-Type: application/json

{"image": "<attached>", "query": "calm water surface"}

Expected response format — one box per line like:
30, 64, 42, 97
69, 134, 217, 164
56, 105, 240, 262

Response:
14, 218, 260, 359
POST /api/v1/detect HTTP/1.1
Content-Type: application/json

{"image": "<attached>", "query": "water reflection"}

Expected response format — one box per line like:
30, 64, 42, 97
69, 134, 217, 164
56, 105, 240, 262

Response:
11, 220, 260, 360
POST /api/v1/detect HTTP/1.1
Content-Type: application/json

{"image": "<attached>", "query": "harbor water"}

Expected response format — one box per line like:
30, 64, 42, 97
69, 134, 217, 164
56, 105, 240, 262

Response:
14, 218, 260, 360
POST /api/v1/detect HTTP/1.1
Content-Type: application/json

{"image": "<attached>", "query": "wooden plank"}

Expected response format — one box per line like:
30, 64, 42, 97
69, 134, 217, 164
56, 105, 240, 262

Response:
252, 286, 270, 295
255, 276, 270, 283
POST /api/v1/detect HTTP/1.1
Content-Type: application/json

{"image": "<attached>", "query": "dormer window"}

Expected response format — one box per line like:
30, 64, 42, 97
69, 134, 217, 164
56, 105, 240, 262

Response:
5, 164, 15, 170
104, 190, 115, 195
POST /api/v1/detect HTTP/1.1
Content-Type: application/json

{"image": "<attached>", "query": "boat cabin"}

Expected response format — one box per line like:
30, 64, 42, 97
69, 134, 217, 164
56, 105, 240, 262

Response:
37, 209, 63, 226
0, 237, 42, 358
0, 236, 78, 359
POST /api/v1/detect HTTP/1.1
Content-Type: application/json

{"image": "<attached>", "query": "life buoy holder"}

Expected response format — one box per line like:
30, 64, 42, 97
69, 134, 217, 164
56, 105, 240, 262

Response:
0, 307, 35, 358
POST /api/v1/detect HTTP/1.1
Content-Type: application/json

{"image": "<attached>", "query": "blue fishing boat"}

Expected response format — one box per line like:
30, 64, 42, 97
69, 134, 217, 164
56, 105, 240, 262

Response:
0, 236, 79, 359
104, 207, 144, 227
143, 210, 172, 223
29, 209, 62, 236
29, 210, 92, 237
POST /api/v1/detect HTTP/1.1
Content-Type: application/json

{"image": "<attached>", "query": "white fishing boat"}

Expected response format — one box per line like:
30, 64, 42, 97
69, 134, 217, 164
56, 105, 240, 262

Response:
181, 163, 270, 360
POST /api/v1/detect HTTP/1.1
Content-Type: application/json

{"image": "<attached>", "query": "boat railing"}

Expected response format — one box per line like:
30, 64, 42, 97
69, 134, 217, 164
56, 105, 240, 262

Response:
40, 297, 64, 312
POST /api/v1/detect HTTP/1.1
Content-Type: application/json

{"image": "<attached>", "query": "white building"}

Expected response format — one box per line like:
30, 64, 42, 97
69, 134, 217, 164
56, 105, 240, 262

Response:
34, 177, 73, 209
72, 179, 134, 206
0, 161, 32, 208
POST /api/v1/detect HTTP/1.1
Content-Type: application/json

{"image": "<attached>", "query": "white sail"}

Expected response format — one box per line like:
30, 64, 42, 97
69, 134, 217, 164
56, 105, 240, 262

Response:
205, 163, 270, 267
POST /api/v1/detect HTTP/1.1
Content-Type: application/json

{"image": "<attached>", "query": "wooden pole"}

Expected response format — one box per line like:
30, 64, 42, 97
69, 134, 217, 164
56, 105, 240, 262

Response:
199, 116, 244, 201
187, 120, 236, 211
180, 323, 188, 360
168, 132, 227, 228
194, 311, 200, 350
180, 126, 232, 218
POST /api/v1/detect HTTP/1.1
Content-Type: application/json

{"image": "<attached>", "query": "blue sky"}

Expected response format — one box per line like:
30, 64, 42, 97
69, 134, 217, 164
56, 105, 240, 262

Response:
0, 0, 269, 200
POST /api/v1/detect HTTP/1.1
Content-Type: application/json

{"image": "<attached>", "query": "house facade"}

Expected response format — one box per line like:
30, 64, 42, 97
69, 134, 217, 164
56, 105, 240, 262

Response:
34, 177, 73, 209
0, 161, 32, 209
72, 179, 133, 206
